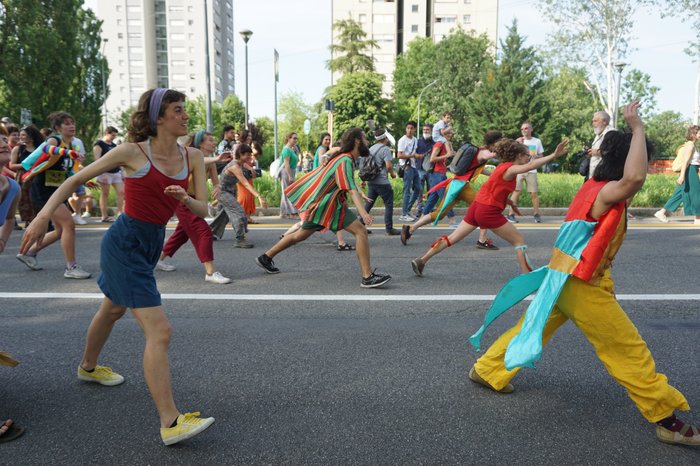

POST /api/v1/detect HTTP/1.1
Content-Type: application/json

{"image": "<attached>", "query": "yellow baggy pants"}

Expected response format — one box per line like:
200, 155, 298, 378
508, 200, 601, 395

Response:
474, 272, 689, 422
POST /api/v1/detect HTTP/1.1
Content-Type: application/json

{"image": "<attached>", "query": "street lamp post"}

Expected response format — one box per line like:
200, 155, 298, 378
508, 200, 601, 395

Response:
101, 38, 109, 131
417, 79, 437, 130
613, 62, 627, 127
240, 29, 253, 129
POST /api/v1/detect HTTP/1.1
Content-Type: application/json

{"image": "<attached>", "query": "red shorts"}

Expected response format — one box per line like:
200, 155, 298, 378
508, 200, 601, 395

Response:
464, 201, 508, 229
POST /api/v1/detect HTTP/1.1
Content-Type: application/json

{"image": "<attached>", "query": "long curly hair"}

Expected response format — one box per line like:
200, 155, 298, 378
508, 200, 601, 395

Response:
494, 138, 528, 162
127, 88, 187, 143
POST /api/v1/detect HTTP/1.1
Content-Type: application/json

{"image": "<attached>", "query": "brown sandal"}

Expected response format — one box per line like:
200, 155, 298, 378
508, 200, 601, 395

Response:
0, 419, 25, 443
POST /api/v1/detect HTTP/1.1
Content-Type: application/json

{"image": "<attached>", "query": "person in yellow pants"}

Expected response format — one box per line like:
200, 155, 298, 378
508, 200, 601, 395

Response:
473, 270, 690, 424
469, 102, 699, 446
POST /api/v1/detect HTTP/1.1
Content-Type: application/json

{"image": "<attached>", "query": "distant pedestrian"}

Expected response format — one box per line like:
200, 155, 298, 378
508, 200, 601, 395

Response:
255, 127, 391, 288
507, 122, 544, 223
397, 121, 421, 222
363, 127, 400, 235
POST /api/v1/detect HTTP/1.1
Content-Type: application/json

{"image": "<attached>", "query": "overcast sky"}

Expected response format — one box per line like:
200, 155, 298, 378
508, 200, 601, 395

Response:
86, 0, 698, 122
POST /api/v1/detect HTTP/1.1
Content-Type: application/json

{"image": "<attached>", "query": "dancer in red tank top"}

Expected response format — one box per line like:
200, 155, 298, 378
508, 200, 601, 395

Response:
20, 88, 215, 446
411, 138, 569, 277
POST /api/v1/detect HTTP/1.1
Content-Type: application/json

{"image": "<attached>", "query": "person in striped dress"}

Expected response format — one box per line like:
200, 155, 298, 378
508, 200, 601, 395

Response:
255, 127, 391, 288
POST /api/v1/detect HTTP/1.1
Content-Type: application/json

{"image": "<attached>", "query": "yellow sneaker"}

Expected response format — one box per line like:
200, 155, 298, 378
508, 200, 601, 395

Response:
77, 365, 125, 386
160, 412, 215, 446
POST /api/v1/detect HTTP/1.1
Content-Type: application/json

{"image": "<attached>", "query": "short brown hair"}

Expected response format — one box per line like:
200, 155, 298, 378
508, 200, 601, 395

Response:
128, 88, 187, 142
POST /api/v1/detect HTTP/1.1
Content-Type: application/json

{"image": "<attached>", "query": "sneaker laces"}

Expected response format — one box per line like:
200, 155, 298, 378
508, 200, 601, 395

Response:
95, 366, 115, 375
181, 412, 203, 424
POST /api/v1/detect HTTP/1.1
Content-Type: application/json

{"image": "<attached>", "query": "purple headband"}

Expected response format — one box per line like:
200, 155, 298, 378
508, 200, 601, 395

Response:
149, 88, 168, 132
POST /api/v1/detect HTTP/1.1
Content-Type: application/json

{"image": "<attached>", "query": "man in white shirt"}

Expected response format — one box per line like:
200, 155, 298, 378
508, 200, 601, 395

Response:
507, 121, 545, 223
397, 121, 422, 221
587, 111, 614, 179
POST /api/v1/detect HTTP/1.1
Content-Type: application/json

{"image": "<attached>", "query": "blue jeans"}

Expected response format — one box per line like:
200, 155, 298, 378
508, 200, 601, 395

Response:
415, 168, 428, 215
423, 172, 447, 215
364, 182, 394, 231
401, 166, 422, 216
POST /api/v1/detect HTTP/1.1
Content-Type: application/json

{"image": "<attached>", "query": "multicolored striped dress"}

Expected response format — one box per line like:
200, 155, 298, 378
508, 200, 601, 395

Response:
284, 153, 357, 231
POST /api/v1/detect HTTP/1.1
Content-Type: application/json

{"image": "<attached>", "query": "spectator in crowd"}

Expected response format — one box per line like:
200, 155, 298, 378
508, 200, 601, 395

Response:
414, 123, 435, 216
40, 127, 53, 139
422, 126, 456, 223
654, 125, 700, 223
313, 132, 331, 170
363, 127, 400, 235
586, 111, 614, 179
9, 125, 43, 228
279, 132, 300, 219
93, 126, 123, 222
507, 122, 545, 223
397, 121, 421, 222
432, 111, 453, 149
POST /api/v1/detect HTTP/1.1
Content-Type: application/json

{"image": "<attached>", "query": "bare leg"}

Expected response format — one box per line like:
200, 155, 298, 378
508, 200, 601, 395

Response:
336, 230, 348, 246
409, 212, 434, 234
531, 192, 540, 216
478, 228, 488, 242
203, 261, 215, 275
114, 182, 125, 215
508, 191, 521, 215
265, 227, 315, 258
489, 222, 531, 273
131, 306, 180, 428
344, 220, 371, 277
420, 221, 478, 264
27, 205, 75, 263
282, 221, 302, 237
80, 297, 127, 370
99, 183, 110, 219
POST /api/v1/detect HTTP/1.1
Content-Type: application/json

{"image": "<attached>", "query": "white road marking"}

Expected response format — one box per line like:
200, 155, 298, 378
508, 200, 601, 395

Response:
1, 292, 698, 301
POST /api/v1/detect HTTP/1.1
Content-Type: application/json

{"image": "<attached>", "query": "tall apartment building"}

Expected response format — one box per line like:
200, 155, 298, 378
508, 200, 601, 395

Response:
96, 0, 235, 118
331, 0, 499, 94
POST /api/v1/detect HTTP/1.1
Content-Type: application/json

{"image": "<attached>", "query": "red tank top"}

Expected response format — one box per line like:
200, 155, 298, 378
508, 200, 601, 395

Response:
565, 179, 626, 282
124, 143, 190, 225
474, 162, 516, 209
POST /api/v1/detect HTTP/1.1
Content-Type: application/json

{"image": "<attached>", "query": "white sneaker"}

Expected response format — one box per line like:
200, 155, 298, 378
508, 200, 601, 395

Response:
71, 212, 87, 225
694, 219, 700, 225
653, 209, 669, 223
205, 271, 231, 284
398, 215, 415, 222
156, 260, 177, 272
81, 211, 91, 218
16, 254, 42, 270
64, 264, 91, 279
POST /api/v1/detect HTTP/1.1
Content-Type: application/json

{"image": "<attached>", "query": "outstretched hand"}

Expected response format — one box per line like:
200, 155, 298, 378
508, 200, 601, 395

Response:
623, 101, 643, 132
553, 139, 570, 158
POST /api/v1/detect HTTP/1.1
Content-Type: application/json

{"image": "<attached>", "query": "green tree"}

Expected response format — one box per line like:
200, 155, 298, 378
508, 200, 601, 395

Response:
278, 91, 317, 153
116, 106, 135, 136
184, 96, 223, 134
539, 66, 599, 172
326, 71, 389, 139
392, 37, 439, 129
537, 0, 646, 124
620, 69, 659, 119
392, 29, 492, 143
645, 111, 691, 159
220, 94, 246, 130
0, 0, 107, 149
328, 17, 378, 74
466, 21, 548, 143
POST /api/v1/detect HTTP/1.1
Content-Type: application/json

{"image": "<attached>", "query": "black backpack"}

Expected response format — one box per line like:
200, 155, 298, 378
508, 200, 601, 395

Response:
358, 147, 383, 181
448, 143, 480, 176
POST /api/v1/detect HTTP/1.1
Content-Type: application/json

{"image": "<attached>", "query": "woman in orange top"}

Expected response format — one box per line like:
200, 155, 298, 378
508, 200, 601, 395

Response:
411, 138, 568, 276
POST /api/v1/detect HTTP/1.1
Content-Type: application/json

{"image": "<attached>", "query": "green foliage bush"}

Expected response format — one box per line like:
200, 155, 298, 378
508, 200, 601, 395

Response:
90, 172, 678, 211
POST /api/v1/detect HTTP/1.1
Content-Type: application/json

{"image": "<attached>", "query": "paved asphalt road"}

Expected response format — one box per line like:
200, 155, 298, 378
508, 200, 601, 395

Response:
1, 218, 699, 465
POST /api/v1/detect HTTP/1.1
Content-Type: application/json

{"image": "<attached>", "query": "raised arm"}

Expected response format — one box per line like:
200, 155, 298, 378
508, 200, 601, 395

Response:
229, 164, 268, 208
593, 102, 647, 215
